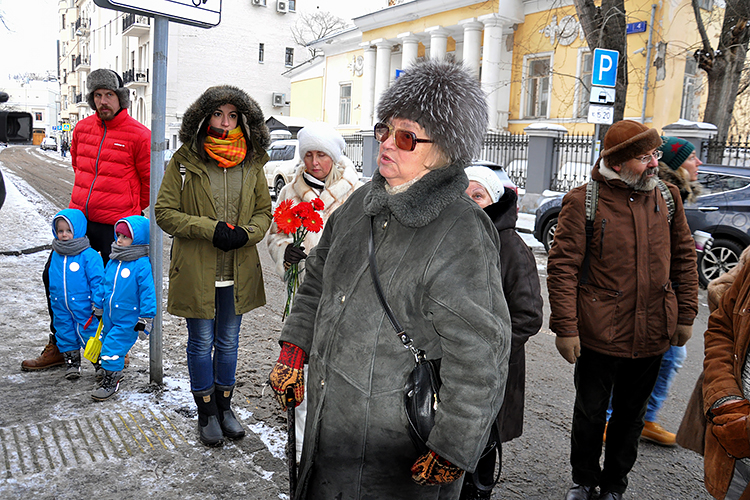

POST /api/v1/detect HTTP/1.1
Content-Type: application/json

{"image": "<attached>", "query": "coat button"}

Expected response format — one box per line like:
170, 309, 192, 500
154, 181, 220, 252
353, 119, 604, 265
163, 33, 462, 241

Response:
321, 379, 325, 388
341, 295, 346, 303
629, 197, 634, 202
383, 221, 388, 229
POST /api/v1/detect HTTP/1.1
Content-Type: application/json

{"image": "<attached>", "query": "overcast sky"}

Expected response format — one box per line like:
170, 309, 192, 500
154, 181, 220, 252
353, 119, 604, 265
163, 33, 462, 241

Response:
0, 0, 381, 78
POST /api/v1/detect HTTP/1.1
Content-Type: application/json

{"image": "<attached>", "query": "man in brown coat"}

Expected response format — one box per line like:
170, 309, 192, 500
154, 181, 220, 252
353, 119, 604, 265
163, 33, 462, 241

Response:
547, 120, 699, 500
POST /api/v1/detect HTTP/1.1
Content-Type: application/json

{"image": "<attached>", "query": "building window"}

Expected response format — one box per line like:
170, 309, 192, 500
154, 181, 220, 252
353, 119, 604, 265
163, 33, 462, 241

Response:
339, 83, 352, 125
525, 56, 550, 119
285, 47, 294, 67
576, 51, 592, 118
259, 43, 265, 63
288, 0, 296, 11
680, 57, 702, 121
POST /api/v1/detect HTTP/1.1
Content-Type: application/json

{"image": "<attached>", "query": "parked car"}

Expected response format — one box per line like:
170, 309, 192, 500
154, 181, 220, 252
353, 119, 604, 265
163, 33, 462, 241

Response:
264, 139, 299, 197
532, 164, 750, 286
40, 137, 57, 151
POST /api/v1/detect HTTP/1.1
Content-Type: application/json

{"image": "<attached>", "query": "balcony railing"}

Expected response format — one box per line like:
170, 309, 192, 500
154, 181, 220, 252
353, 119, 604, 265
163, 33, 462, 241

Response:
74, 54, 90, 70
123, 13, 150, 36
123, 68, 149, 86
74, 17, 90, 36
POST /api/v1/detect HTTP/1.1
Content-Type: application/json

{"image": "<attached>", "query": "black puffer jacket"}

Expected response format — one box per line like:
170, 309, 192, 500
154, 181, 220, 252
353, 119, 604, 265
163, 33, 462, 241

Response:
483, 189, 543, 442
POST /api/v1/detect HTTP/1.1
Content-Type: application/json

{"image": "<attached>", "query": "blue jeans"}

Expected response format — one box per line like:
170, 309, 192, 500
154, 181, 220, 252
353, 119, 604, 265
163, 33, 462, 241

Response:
185, 286, 242, 392
644, 345, 686, 422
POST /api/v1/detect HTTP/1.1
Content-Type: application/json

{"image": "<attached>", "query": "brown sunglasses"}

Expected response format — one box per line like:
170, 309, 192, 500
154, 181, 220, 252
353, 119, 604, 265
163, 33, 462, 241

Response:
374, 122, 433, 152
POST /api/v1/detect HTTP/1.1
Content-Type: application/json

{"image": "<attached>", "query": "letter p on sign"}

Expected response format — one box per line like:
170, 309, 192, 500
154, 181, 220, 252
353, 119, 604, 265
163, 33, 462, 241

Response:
591, 48, 619, 88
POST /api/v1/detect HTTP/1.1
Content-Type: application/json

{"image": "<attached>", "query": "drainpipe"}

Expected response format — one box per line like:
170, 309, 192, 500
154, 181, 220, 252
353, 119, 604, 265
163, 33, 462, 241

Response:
641, 4, 657, 124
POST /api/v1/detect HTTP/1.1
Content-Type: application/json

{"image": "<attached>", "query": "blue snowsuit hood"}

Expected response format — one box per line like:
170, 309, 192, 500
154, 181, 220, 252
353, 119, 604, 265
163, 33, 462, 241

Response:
114, 215, 150, 245
53, 208, 88, 240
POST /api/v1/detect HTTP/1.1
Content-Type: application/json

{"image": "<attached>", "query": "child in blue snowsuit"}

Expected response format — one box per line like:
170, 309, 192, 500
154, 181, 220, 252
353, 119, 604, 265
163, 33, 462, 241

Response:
92, 215, 156, 401
48, 209, 105, 380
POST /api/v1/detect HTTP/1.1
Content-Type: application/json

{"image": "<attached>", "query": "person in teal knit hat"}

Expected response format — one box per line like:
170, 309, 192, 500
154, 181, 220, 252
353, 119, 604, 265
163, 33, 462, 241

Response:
657, 136, 702, 203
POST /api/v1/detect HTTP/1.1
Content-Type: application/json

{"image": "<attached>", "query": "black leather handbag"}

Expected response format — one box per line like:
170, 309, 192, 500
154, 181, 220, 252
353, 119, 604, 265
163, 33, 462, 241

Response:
368, 218, 442, 453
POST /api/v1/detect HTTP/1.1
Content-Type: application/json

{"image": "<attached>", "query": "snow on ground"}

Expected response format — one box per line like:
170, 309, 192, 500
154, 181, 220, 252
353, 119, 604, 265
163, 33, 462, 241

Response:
0, 165, 54, 253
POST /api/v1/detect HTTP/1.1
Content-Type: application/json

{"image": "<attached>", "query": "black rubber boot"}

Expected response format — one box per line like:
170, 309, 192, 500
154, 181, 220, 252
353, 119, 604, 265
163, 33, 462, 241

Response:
192, 387, 224, 447
215, 384, 245, 440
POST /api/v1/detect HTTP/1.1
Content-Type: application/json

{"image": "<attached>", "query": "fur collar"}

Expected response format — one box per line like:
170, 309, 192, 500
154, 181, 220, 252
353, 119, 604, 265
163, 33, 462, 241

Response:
291, 157, 360, 210
363, 162, 469, 228
657, 162, 701, 203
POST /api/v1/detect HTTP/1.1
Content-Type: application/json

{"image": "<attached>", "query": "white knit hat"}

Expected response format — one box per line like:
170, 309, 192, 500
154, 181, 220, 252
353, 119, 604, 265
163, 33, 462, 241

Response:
298, 122, 345, 164
465, 166, 505, 204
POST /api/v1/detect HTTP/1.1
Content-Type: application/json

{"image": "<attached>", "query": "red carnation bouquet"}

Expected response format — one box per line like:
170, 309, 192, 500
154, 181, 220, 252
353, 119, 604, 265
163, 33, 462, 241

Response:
273, 197, 325, 320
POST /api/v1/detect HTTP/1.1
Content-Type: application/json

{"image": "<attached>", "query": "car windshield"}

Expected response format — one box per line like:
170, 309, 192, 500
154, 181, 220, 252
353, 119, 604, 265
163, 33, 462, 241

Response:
269, 144, 296, 161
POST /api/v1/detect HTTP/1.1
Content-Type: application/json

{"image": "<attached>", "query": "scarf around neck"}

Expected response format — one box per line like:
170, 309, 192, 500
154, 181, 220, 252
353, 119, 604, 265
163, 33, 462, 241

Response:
52, 236, 91, 256
110, 243, 149, 262
303, 171, 326, 190
204, 125, 247, 168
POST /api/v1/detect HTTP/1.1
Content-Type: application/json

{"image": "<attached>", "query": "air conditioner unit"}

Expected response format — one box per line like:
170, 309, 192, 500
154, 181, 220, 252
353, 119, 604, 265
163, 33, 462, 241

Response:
272, 93, 285, 107
251, 0, 263, 5
277, 0, 288, 13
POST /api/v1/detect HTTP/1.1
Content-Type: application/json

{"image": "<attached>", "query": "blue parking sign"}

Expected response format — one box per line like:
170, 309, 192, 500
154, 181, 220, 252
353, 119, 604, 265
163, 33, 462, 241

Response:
591, 48, 619, 88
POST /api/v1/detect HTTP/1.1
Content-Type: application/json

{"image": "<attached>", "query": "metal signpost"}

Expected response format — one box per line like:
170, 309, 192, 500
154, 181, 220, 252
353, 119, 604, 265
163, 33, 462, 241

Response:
589, 48, 619, 162
93, 0, 222, 385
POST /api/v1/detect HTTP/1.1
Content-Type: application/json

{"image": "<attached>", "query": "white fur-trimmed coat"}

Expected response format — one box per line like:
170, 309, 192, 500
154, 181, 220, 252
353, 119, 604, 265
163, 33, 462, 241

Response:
266, 156, 362, 279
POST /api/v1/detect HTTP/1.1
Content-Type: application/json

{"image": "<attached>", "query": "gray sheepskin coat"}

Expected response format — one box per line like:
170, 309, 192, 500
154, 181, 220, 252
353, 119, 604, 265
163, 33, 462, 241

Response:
280, 163, 512, 499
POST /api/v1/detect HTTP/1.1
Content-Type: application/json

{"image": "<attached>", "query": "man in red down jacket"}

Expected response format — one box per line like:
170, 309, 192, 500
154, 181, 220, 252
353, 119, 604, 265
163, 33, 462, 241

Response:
21, 69, 151, 371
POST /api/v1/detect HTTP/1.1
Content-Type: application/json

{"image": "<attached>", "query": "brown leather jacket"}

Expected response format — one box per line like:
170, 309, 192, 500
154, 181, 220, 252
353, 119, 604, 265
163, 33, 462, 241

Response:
548, 162, 699, 358
702, 262, 750, 499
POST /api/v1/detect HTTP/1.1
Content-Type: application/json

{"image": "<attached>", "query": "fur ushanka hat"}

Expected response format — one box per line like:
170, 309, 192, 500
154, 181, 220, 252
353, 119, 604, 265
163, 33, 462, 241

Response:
376, 59, 488, 166
600, 120, 662, 167
180, 85, 271, 157
87, 69, 130, 110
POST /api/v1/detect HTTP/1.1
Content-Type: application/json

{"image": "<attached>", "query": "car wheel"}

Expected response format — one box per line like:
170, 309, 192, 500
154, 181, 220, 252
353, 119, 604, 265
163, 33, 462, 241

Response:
699, 238, 744, 288
274, 177, 286, 198
542, 217, 558, 253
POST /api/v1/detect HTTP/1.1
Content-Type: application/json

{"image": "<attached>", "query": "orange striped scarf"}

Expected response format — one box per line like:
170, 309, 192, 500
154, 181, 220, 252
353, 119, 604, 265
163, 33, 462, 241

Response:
204, 126, 247, 168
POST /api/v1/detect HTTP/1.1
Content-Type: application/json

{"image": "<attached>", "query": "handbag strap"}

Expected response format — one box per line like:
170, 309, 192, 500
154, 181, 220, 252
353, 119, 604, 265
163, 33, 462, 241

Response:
368, 217, 424, 362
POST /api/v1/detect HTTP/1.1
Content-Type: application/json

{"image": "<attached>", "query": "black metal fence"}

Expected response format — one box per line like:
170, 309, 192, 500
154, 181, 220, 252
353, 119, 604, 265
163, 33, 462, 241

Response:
701, 135, 750, 167
343, 134, 364, 172
551, 133, 594, 192
478, 132, 529, 188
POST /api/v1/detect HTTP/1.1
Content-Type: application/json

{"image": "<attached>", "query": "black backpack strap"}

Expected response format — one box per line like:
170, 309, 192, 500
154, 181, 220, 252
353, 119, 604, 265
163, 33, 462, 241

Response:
579, 180, 598, 285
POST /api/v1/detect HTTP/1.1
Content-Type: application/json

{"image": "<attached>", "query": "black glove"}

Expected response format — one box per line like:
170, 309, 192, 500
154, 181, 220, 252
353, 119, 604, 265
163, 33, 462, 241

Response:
213, 222, 249, 252
284, 245, 307, 266
92, 305, 103, 321
134, 317, 154, 340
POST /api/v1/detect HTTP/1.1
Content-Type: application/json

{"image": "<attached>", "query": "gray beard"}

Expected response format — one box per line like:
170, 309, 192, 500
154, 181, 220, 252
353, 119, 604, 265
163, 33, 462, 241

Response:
620, 165, 659, 191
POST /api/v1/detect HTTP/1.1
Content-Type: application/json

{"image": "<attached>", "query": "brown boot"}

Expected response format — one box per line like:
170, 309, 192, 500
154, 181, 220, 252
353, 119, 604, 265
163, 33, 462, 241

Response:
640, 421, 676, 447
21, 341, 65, 371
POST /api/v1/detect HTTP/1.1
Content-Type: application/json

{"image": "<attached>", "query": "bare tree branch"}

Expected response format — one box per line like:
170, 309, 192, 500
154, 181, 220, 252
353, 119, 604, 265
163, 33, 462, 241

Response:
291, 11, 348, 58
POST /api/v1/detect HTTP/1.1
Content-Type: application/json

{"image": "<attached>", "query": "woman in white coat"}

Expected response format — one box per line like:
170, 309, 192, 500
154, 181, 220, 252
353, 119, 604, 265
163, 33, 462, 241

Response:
266, 121, 362, 460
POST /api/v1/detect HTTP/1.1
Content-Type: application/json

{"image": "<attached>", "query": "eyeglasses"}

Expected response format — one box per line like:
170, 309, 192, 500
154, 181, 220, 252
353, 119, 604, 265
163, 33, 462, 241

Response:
374, 122, 433, 152
635, 150, 663, 164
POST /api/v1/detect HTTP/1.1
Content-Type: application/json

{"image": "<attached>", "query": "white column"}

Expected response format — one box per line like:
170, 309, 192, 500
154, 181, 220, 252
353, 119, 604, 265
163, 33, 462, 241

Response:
425, 26, 450, 61
459, 19, 483, 79
398, 32, 420, 69
479, 15, 505, 131
372, 39, 393, 122
454, 39, 464, 63
497, 30, 514, 130
360, 44, 377, 129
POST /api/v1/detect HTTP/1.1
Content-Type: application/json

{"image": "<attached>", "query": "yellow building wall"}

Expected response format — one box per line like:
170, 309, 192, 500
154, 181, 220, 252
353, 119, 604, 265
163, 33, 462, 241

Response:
322, 49, 369, 134
507, 0, 702, 134
290, 77, 324, 122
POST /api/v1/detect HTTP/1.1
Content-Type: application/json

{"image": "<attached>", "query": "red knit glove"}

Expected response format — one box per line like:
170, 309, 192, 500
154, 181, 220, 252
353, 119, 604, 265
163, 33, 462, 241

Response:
411, 450, 464, 486
268, 342, 307, 410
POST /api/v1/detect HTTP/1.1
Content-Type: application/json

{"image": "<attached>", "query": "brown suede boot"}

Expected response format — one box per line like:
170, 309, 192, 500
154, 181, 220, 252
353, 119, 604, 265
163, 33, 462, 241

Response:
21, 341, 64, 371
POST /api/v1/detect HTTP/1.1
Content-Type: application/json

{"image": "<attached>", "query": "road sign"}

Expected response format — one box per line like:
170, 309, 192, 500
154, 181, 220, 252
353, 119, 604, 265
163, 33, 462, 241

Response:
589, 86, 616, 105
626, 21, 647, 35
587, 104, 614, 125
62, 124, 71, 131
591, 48, 619, 88
93, 0, 221, 28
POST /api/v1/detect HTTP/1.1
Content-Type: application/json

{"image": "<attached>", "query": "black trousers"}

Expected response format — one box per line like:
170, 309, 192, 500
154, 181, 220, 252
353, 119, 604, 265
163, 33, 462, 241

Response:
571, 347, 662, 494
44, 220, 114, 342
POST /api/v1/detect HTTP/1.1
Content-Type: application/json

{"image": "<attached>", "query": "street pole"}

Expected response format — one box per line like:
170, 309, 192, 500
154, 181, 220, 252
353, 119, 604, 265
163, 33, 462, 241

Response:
641, 4, 657, 124
149, 15, 168, 385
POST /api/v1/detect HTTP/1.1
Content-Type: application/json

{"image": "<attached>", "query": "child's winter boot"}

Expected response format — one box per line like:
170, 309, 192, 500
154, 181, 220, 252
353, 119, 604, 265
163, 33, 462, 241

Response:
62, 350, 81, 380
92, 360, 104, 382
192, 386, 224, 447
91, 370, 123, 401
215, 384, 245, 440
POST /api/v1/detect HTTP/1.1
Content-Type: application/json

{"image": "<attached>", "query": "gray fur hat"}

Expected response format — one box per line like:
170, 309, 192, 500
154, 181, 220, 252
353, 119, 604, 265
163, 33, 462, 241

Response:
87, 69, 130, 110
180, 85, 271, 157
376, 59, 488, 166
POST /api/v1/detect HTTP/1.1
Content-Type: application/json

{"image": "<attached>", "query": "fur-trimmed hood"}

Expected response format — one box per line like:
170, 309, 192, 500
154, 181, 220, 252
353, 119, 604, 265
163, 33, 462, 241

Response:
657, 161, 701, 203
363, 162, 469, 227
179, 85, 270, 155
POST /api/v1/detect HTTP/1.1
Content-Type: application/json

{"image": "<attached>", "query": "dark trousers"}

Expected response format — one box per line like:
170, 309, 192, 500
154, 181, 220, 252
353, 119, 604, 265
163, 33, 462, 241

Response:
44, 220, 114, 342
571, 347, 662, 494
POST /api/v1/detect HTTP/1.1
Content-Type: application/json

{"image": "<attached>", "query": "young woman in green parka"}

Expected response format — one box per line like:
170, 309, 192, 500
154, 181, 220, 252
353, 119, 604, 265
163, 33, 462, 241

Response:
155, 86, 272, 447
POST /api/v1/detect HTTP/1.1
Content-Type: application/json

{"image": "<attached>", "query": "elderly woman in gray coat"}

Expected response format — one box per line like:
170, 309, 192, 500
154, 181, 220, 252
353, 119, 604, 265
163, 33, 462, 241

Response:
268, 60, 511, 499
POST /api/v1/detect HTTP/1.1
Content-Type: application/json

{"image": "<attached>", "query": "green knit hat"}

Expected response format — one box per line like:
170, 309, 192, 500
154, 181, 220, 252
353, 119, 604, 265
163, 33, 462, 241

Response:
658, 136, 695, 171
